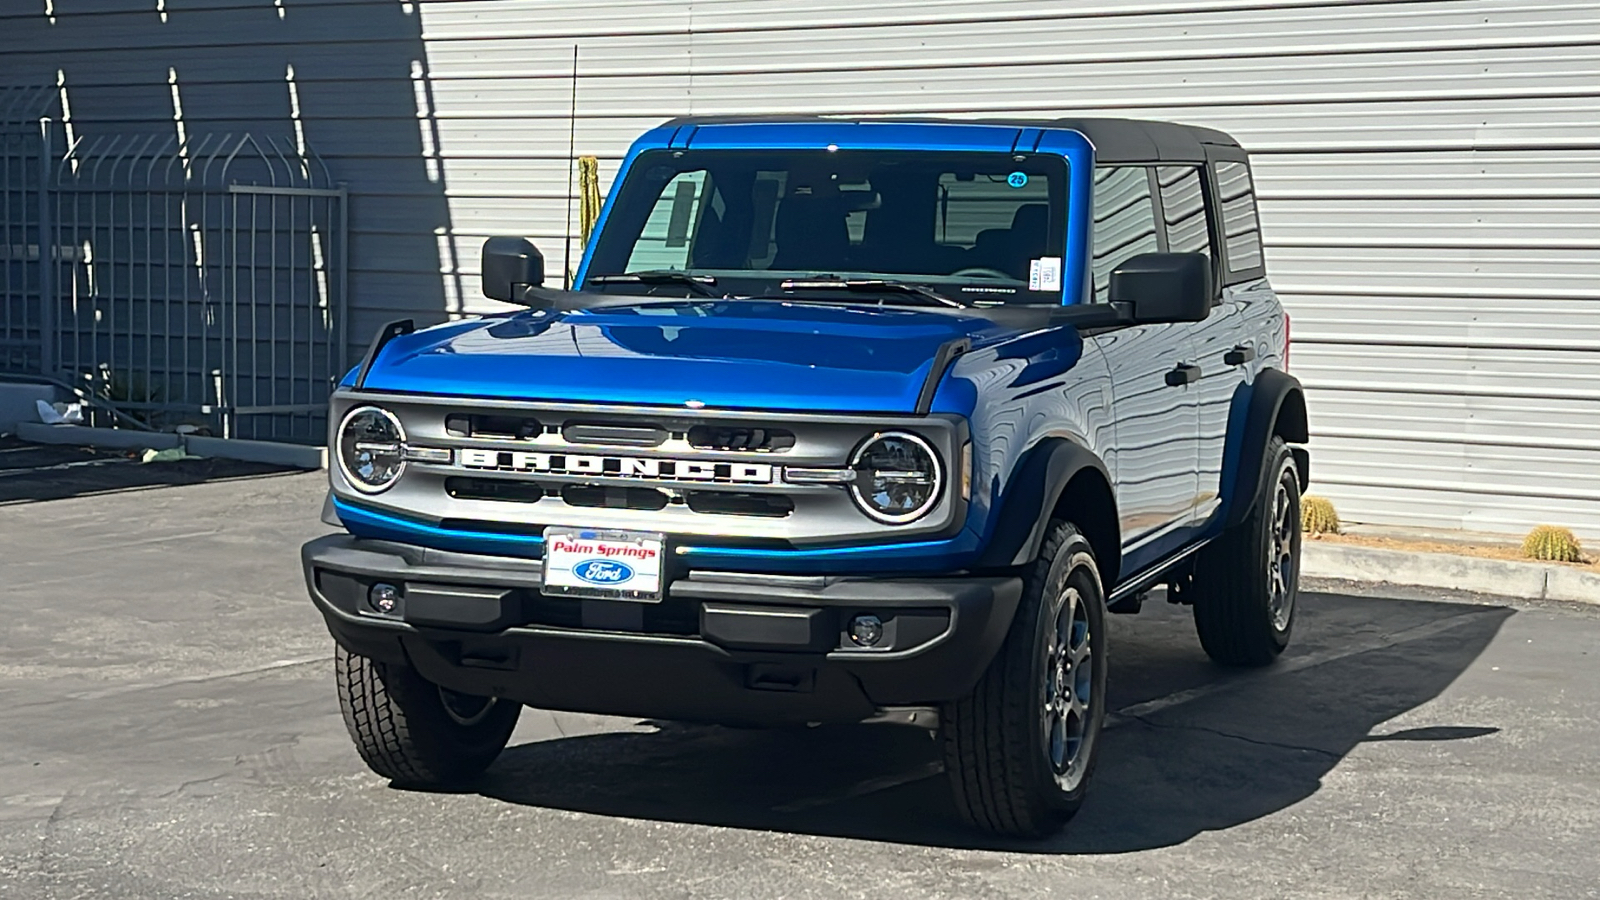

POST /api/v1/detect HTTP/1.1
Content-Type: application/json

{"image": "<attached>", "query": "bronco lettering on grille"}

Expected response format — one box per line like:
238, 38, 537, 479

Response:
457, 448, 773, 484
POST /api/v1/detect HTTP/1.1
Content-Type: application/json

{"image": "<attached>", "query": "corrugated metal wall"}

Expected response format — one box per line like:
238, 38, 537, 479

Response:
4, 0, 1598, 538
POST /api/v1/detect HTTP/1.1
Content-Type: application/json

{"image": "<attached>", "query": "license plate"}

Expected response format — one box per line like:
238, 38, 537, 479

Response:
541, 527, 666, 602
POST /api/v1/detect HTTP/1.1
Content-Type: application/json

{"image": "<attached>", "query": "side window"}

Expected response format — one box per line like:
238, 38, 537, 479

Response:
625, 170, 707, 271
1213, 160, 1264, 278
1090, 166, 1160, 302
1157, 165, 1212, 261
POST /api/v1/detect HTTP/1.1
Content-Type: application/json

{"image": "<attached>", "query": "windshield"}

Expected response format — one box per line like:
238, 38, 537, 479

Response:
584, 149, 1069, 304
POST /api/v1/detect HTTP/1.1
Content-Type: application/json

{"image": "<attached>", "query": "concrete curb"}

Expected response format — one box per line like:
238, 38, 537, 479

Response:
1303, 541, 1600, 606
15, 421, 325, 469
182, 434, 327, 469
17, 421, 181, 451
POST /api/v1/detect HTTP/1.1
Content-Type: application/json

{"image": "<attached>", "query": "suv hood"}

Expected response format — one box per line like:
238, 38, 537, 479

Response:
356, 300, 1018, 413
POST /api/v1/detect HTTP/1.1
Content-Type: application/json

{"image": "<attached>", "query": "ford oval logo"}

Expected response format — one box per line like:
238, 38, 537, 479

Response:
573, 559, 635, 585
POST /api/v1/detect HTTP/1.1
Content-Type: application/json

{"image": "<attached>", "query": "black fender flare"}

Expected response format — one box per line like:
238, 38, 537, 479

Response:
1219, 368, 1310, 530
975, 437, 1120, 585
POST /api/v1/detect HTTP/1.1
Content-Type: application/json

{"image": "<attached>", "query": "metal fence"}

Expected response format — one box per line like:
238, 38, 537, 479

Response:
45, 132, 347, 443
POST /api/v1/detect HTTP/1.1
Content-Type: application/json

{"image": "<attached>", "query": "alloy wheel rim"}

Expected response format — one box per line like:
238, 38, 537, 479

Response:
1268, 469, 1298, 631
438, 687, 497, 727
1042, 584, 1094, 790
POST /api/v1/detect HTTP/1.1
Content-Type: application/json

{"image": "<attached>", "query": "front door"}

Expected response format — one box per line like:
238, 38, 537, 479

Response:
1189, 292, 1250, 527
1095, 322, 1200, 577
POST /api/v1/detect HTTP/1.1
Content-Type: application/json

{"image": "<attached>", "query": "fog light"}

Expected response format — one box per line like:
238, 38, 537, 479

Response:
849, 614, 884, 647
368, 583, 400, 615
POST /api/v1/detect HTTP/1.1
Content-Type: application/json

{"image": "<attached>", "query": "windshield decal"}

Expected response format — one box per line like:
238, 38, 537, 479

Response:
1029, 257, 1063, 292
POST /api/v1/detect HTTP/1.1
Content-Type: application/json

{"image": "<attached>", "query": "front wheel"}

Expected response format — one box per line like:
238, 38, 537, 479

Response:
335, 645, 521, 786
1191, 435, 1302, 666
942, 520, 1108, 837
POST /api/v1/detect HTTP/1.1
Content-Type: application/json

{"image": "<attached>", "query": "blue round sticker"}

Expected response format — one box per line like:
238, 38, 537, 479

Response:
1007, 171, 1028, 188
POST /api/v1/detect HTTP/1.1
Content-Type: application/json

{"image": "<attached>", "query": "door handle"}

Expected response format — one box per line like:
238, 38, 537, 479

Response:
1165, 363, 1201, 387
1224, 345, 1257, 366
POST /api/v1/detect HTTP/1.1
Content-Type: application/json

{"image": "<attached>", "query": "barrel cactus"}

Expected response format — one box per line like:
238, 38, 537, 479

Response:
1301, 496, 1340, 535
1522, 525, 1583, 563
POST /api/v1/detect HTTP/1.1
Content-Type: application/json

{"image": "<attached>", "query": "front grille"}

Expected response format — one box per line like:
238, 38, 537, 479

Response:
445, 477, 547, 503
560, 484, 671, 512
685, 491, 794, 518
430, 412, 816, 523
334, 392, 965, 546
445, 477, 794, 518
562, 422, 668, 447
445, 413, 543, 441
444, 413, 794, 454
687, 424, 796, 453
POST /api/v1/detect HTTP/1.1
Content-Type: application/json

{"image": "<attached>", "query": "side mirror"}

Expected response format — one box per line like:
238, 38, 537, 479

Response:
481, 237, 546, 302
1109, 252, 1213, 325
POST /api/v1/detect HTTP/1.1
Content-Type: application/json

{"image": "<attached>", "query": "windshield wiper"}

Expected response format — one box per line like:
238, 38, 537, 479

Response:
587, 271, 722, 298
778, 278, 965, 308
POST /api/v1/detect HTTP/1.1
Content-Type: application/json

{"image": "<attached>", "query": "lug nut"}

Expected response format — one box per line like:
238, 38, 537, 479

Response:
849, 614, 884, 647
368, 583, 401, 615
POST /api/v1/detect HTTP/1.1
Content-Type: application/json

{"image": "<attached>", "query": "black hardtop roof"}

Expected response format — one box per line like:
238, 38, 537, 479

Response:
661, 115, 1242, 164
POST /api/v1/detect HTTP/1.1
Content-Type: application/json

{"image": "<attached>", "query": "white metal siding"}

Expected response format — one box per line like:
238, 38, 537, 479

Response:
4, 0, 1599, 539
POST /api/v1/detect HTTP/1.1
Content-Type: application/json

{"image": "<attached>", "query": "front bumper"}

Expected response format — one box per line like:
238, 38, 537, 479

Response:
303, 534, 1022, 726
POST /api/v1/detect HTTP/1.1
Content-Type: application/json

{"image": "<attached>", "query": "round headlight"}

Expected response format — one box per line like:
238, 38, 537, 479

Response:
337, 406, 406, 493
850, 432, 942, 524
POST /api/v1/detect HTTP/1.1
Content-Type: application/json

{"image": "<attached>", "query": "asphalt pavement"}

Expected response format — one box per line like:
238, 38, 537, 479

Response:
1, 464, 1596, 899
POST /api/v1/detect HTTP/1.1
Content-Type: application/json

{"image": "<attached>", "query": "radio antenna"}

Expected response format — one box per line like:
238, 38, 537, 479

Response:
563, 44, 579, 288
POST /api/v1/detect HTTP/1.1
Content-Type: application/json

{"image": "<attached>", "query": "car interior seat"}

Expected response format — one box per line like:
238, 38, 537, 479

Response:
971, 203, 1050, 280
771, 188, 850, 273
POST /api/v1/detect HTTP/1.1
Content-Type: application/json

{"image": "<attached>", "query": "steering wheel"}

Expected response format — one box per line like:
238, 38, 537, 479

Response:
950, 266, 1016, 280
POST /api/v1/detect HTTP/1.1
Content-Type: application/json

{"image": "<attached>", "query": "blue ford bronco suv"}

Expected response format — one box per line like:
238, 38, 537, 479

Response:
304, 116, 1309, 837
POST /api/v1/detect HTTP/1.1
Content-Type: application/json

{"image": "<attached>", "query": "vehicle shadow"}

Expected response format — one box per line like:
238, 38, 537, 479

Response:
469, 589, 1513, 853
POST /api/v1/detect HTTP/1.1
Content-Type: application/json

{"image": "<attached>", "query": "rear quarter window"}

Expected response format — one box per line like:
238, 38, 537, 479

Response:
1213, 160, 1264, 280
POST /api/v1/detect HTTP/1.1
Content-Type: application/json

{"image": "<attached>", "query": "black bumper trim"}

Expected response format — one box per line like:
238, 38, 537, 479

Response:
303, 534, 1022, 725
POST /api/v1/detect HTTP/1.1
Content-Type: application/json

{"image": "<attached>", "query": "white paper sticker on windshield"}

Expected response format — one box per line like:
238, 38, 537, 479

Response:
1030, 256, 1062, 292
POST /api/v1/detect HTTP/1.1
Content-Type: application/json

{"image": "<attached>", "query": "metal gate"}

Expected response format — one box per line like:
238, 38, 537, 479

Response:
0, 87, 50, 376
48, 133, 346, 443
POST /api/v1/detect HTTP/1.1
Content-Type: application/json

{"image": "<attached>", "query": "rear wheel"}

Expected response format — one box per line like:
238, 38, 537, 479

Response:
1191, 435, 1302, 666
335, 644, 521, 786
942, 521, 1108, 837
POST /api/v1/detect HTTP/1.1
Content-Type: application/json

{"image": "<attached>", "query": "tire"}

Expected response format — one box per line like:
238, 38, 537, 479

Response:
334, 644, 521, 786
942, 521, 1109, 837
1191, 435, 1302, 667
